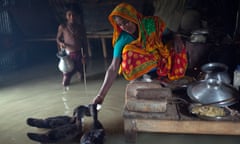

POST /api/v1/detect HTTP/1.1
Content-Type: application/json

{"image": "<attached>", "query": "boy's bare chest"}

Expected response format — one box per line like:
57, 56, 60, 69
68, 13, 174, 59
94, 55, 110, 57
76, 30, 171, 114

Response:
65, 25, 82, 36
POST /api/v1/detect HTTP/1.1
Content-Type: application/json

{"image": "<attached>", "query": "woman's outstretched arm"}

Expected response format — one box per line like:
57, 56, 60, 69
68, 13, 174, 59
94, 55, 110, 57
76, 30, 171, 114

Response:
92, 58, 121, 104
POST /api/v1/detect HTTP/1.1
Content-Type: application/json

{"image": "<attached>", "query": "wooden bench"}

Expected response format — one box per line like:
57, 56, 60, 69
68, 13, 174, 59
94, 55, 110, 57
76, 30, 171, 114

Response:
123, 81, 240, 143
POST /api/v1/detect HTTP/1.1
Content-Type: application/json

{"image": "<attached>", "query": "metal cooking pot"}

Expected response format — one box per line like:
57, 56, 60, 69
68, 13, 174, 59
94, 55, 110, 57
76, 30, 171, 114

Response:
187, 79, 239, 106
201, 62, 231, 84
190, 29, 208, 43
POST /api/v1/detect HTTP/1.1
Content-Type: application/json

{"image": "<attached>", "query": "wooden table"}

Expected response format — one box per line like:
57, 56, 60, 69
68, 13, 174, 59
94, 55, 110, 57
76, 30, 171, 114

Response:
123, 82, 240, 143
24, 31, 113, 58
86, 31, 112, 58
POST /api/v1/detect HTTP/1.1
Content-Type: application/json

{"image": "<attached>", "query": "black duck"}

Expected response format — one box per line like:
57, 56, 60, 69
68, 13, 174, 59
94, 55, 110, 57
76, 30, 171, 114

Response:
80, 104, 105, 144
27, 105, 90, 143
27, 123, 81, 143
26, 105, 91, 129
27, 116, 73, 129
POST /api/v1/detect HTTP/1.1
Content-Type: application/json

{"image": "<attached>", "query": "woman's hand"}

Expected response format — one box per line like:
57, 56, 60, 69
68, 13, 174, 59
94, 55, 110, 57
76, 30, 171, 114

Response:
173, 34, 185, 53
59, 42, 66, 49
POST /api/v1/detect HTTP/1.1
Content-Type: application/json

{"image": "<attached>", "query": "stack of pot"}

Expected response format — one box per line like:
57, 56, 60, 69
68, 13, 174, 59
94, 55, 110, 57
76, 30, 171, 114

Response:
187, 62, 239, 106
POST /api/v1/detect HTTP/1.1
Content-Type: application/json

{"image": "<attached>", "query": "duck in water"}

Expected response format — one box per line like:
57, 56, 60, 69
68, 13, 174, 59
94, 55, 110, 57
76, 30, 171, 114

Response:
27, 105, 90, 143
27, 115, 73, 129
80, 104, 105, 144
26, 105, 91, 129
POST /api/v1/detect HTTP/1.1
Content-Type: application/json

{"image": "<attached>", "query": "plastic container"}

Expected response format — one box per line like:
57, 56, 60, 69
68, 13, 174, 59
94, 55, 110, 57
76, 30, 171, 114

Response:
233, 65, 240, 90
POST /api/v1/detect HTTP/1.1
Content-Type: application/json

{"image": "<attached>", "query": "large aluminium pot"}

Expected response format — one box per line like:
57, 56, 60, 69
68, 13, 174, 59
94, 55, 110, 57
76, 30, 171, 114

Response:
187, 79, 239, 106
201, 62, 231, 84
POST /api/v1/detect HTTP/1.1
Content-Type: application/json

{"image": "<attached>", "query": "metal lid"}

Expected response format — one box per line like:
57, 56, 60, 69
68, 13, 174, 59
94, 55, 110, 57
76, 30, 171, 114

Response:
187, 79, 239, 106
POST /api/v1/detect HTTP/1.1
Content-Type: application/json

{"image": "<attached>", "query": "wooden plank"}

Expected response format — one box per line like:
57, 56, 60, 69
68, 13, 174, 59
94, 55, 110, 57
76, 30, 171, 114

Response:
87, 34, 112, 38
124, 119, 137, 143
86, 32, 112, 58
134, 119, 240, 135
100, 37, 107, 58
125, 82, 162, 100
123, 104, 178, 119
136, 87, 172, 100
125, 99, 167, 113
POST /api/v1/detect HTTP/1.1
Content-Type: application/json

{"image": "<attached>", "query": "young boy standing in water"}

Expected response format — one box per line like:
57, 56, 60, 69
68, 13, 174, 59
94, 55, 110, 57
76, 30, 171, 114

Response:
56, 6, 88, 87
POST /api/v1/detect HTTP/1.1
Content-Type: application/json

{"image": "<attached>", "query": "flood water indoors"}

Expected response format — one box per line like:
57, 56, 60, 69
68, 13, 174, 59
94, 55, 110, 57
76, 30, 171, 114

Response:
1, 58, 240, 144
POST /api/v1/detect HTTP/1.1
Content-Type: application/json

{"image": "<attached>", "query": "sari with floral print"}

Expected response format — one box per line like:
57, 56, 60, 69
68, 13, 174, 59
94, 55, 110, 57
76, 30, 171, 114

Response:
108, 3, 187, 81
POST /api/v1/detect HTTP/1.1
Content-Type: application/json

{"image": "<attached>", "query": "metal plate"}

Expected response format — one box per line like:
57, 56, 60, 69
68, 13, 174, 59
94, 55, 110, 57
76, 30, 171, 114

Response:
189, 104, 231, 121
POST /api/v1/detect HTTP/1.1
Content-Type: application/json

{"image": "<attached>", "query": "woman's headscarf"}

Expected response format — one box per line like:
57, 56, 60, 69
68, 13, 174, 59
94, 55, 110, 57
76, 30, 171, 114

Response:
108, 3, 142, 45
108, 3, 166, 53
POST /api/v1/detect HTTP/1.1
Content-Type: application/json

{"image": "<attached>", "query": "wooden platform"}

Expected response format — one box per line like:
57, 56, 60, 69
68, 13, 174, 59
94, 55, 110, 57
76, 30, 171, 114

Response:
123, 82, 240, 143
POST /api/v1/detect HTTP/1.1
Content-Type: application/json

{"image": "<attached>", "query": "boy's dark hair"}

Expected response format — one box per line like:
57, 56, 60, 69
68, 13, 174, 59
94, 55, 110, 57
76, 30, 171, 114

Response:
63, 4, 80, 15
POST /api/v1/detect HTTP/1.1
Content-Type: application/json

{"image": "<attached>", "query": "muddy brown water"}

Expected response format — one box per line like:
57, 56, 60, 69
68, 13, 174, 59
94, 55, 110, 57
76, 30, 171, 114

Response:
0, 59, 240, 144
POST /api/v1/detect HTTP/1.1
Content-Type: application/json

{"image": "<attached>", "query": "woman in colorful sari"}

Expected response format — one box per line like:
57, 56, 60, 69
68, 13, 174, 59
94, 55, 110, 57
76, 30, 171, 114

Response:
92, 2, 188, 104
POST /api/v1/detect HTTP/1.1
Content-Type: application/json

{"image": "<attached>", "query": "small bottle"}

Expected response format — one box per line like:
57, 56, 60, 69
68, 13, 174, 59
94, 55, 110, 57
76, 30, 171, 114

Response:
233, 65, 240, 90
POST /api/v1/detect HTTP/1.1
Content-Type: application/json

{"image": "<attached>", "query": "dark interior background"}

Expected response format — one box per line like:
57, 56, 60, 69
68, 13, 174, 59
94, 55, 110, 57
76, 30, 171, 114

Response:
0, 0, 239, 77
0, 0, 143, 74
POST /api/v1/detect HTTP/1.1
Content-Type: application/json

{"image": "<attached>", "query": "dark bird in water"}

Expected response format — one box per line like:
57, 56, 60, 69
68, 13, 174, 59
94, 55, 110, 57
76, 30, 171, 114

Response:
27, 123, 81, 143
27, 105, 90, 143
27, 116, 73, 129
26, 105, 91, 129
80, 104, 105, 144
